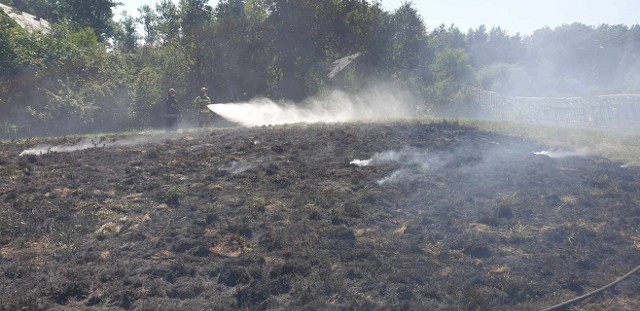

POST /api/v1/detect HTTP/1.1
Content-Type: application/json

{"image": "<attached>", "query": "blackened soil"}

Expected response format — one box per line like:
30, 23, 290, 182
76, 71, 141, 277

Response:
1, 121, 639, 310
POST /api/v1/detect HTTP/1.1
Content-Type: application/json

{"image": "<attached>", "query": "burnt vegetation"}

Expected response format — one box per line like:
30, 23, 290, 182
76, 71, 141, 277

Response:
1, 121, 639, 310
1, 1, 640, 309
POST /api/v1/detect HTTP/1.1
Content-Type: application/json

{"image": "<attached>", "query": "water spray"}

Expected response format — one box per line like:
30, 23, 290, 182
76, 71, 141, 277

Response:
208, 87, 415, 127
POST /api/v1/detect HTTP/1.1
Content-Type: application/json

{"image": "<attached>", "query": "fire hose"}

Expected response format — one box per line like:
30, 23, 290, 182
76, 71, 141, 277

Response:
542, 264, 640, 311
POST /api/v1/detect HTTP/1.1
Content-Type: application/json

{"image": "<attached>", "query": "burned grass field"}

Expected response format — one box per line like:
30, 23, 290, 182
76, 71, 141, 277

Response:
1, 121, 639, 310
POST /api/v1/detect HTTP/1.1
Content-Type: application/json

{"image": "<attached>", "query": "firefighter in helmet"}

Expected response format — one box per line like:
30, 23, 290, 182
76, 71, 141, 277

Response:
165, 88, 179, 131
193, 87, 212, 127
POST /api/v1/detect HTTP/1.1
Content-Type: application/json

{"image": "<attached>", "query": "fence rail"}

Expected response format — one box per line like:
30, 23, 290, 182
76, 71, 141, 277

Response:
464, 87, 640, 130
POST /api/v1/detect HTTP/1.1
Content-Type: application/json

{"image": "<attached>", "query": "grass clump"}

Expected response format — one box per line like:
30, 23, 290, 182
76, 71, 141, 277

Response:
497, 192, 519, 208
509, 222, 533, 243
161, 185, 186, 206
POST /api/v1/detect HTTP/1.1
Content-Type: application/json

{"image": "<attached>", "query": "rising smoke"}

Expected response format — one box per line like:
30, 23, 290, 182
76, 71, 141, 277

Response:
208, 85, 416, 127
350, 147, 441, 170
354, 143, 592, 185
351, 147, 446, 185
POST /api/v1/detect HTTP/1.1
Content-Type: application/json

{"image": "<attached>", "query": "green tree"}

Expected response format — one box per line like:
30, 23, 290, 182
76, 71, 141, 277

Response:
155, 0, 181, 43
523, 23, 601, 95
178, 0, 213, 88
138, 4, 157, 46
265, 0, 329, 100
0, 19, 133, 136
364, 2, 431, 106
466, 25, 490, 68
204, 0, 272, 101
487, 27, 522, 64
430, 24, 467, 52
428, 48, 472, 113
58, 0, 120, 41
265, 0, 380, 100
476, 63, 531, 95
112, 11, 139, 53
0, 12, 19, 82
131, 66, 162, 127
622, 24, 640, 92
0, 13, 20, 123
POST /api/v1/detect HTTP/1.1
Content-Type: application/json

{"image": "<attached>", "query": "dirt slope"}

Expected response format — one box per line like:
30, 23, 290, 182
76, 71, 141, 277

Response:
1, 121, 639, 310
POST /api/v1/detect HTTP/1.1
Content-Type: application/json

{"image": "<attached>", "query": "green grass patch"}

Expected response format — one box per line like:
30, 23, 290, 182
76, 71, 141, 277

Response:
458, 119, 640, 166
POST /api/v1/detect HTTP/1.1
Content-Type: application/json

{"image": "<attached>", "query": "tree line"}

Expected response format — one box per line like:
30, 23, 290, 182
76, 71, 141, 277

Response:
1, 0, 639, 137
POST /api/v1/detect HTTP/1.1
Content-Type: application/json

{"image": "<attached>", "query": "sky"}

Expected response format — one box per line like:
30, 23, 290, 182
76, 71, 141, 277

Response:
116, 0, 640, 36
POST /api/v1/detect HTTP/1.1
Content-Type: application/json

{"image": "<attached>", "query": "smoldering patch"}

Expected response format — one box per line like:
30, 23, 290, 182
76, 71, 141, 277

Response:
533, 148, 589, 159
19, 135, 172, 156
351, 147, 445, 184
19, 141, 97, 156
351, 148, 439, 169
376, 169, 412, 185
351, 138, 530, 185
219, 160, 252, 174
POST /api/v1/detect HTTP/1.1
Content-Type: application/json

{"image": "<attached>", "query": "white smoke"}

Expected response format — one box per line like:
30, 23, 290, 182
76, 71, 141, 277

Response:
351, 147, 440, 169
208, 86, 415, 127
352, 147, 445, 184
220, 160, 252, 174
19, 135, 169, 156
350, 159, 372, 167
533, 148, 589, 159
376, 169, 412, 185
19, 141, 96, 156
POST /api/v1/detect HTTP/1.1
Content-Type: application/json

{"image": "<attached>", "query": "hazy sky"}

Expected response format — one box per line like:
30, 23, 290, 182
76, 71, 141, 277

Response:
117, 0, 639, 36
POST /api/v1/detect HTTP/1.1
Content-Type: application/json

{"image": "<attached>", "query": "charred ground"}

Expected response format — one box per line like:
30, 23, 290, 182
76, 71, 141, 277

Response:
1, 121, 639, 310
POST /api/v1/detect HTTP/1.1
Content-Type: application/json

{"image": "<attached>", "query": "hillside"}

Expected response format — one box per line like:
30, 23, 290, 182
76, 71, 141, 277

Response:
1, 121, 639, 310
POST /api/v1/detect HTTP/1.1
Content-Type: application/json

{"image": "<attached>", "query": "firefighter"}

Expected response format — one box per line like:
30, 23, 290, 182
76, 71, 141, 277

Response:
165, 88, 179, 132
193, 87, 212, 128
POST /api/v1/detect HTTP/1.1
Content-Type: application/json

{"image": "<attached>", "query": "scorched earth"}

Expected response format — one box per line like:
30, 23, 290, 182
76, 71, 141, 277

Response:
0, 121, 639, 310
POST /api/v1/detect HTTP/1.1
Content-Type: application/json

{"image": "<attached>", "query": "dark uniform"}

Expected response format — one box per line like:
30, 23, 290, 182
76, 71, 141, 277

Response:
165, 88, 179, 131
